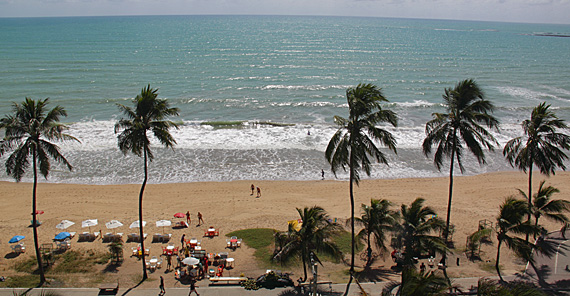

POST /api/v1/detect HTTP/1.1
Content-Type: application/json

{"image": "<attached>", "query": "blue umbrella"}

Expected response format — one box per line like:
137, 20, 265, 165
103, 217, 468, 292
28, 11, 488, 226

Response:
54, 232, 71, 240
9, 235, 25, 243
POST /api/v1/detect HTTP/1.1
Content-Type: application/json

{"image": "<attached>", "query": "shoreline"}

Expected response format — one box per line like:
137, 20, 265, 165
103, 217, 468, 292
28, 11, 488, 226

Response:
1, 170, 569, 288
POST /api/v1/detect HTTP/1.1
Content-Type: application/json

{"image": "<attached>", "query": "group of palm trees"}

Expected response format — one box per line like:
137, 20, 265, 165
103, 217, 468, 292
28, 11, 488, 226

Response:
0, 79, 569, 291
324, 80, 570, 294
0, 84, 179, 284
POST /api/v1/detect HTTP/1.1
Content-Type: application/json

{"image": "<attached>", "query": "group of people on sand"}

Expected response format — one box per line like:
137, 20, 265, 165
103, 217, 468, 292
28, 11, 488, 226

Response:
250, 184, 261, 197
185, 211, 205, 226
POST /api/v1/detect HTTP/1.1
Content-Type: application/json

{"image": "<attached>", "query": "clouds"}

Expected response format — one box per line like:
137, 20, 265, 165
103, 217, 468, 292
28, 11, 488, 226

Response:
0, 0, 569, 24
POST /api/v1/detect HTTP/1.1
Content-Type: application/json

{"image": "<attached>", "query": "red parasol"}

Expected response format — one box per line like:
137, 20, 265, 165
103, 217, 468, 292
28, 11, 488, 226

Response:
173, 212, 185, 218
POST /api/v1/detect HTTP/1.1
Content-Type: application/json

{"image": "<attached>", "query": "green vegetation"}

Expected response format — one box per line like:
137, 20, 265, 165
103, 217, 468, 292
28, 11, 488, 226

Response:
333, 230, 363, 255
227, 228, 278, 267
504, 102, 570, 237
272, 206, 342, 281
52, 251, 108, 273
14, 258, 38, 273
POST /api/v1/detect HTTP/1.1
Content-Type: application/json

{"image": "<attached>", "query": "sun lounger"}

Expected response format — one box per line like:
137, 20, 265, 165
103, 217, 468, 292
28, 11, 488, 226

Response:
161, 233, 172, 243
208, 276, 248, 285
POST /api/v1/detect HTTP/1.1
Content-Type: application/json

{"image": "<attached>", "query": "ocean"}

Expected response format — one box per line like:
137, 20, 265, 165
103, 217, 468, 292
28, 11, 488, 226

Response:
0, 15, 569, 184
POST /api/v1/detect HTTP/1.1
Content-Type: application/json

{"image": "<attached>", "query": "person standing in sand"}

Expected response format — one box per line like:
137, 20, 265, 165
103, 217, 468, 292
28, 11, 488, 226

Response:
251, 184, 255, 195
159, 275, 166, 295
180, 234, 186, 249
186, 211, 191, 225
197, 212, 204, 226
256, 187, 261, 198
188, 279, 199, 296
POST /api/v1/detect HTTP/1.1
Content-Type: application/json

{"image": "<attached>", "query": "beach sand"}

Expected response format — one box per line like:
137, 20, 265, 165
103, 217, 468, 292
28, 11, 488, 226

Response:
1, 171, 569, 288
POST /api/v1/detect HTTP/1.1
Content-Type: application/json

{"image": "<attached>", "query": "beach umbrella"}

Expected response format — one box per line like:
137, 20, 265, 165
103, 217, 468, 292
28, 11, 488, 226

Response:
156, 220, 171, 233
56, 220, 75, 230
82, 219, 98, 232
54, 232, 71, 240
182, 257, 200, 266
173, 212, 185, 218
106, 220, 123, 231
9, 235, 25, 243
129, 220, 147, 229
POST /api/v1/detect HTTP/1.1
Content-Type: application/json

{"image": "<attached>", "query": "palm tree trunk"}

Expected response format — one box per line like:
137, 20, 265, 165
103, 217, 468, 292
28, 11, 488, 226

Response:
32, 147, 46, 284
495, 239, 503, 282
442, 133, 456, 283
302, 248, 308, 282
343, 158, 355, 296
526, 164, 533, 242
367, 232, 372, 267
139, 148, 148, 280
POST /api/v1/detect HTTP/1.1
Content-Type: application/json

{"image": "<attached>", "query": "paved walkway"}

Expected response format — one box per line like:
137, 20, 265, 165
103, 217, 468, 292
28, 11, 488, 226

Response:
525, 229, 570, 285
0, 278, 486, 296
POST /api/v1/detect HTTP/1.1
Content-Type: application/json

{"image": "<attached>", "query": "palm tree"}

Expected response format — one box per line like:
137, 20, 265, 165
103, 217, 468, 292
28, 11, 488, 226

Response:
381, 268, 452, 296
272, 206, 342, 282
477, 278, 546, 296
422, 79, 499, 268
114, 84, 179, 280
519, 181, 570, 238
325, 83, 397, 294
0, 98, 79, 285
393, 198, 446, 268
495, 197, 543, 281
503, 102, 570, 239
354, 199, 398, 266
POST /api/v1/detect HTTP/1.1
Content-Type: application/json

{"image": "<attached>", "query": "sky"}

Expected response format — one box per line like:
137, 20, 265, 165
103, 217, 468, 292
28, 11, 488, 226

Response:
0, 0, 570, 25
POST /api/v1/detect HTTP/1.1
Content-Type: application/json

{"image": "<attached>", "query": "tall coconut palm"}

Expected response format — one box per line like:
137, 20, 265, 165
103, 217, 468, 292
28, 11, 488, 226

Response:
354, 199, 398, 266
495, 197, 543, 281
272, 206, 342, 281
114, 85, 179, 280
325, 83, 397, 294
0, 98, 79, 285
518, 181, 570, 238
422, 79, 499, 268
393, 198, 446, 268
504, 102, 570, 240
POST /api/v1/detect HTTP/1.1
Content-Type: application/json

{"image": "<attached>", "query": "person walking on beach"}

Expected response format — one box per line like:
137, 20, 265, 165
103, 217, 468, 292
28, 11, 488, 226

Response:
197, 212, 204, 226
186, 211, 191, 225
166, 254, 172, 271
321, 169, 325, 180
159, 275, 166, 295
256, 187, 261, 198
188, 279, 200, 296
180, 234, 186, 249
251, 184, 255, 195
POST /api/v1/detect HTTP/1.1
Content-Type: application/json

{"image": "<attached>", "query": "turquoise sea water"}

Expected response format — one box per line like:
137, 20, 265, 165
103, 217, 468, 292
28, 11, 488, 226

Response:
0, 15, 569, 184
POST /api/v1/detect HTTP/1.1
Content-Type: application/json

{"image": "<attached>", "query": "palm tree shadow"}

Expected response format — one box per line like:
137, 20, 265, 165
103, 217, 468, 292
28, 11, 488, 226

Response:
103, 262, 122, 273
119, 278, 145, 296
354, 265, 397, 282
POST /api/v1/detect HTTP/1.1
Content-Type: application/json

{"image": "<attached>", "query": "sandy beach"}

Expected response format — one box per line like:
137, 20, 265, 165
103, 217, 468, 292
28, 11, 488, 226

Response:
1, 171, 569, 288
